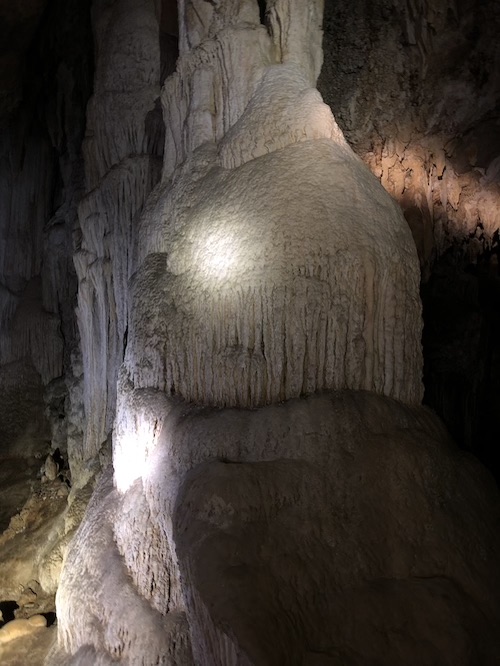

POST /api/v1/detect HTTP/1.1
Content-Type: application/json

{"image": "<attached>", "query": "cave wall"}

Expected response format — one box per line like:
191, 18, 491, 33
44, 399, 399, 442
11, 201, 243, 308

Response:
0, 0, 93, 461
320, 0, 500, 263
0, 0, 95, 635
1, 0, 498, 494
319, 0, 500, 477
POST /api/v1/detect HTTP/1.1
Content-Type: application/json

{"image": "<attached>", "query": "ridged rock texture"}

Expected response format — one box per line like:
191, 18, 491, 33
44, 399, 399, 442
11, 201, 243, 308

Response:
56, 391, 500, 665
319, 0, 500, 476
320, 0, 500, 270
73, 0, 166, 461
0, 0, 92, 465
46, 1, 500, 665
0, 0, 98, 645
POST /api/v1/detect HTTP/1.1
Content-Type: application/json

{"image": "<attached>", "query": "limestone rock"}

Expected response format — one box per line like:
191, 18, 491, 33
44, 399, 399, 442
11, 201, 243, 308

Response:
42, 455, 59, 483
56, 392, 500, 664
319, 0, 500, 273
317, 0, 500, 473
53, 467, 193, 666
0, 0, 92, 497
0, 361, 50, 459
74, 0, 164, 460
47, 0, 500, 664
0, 615, 47, 644
125, 0, 422, 412
127, 135, 422, 409
0, 470, 89, 610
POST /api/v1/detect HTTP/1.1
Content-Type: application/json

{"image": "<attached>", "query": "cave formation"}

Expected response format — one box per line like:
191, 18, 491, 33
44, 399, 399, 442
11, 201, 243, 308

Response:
0, 0, 499, 664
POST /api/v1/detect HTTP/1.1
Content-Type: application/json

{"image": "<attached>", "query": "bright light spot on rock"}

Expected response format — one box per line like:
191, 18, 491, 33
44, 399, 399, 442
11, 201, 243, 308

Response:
196, 230, 239, 279
114, 431, 145, 493
114, 412, 160, 493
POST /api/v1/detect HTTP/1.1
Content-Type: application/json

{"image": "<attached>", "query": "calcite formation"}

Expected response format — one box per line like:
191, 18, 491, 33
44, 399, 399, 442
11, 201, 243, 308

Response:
74, 0, 164, 460
124, 0, 422, 412
55, 391, 500, 665
127, 136, 422, 409
41, 0, 500, 665
0, 615, 47, 643
0, 0, 92, 481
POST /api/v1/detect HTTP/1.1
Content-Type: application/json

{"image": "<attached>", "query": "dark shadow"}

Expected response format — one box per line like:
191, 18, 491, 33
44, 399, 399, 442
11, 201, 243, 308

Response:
159, 0, 179, 83
257, 0, 267, 25
42, 611, 57, 627
421, 236, 500, 483
52, 448, 64, 469
145, 97, 165, 158
0, 600, 19, 623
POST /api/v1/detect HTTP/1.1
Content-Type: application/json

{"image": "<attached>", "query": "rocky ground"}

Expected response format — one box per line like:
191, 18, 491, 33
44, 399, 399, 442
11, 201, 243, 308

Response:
0, 452, 92, 665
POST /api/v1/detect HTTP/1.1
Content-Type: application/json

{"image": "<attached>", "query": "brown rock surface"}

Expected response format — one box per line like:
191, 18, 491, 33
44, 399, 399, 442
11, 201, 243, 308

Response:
0, 624, 56, 666
319, 0, 500, 476
320, 0, 500, 270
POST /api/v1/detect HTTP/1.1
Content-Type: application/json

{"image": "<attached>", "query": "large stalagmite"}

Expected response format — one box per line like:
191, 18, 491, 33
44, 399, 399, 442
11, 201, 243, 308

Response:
50, 1, 500, 665
127, 135, 422, 409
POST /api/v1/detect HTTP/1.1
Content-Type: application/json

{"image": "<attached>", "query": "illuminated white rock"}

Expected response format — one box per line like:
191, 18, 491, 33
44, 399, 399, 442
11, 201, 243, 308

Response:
127, 135, 422, 408
119, 0, 423, 412
49, 1, 500, 665
58, 392, 500, 665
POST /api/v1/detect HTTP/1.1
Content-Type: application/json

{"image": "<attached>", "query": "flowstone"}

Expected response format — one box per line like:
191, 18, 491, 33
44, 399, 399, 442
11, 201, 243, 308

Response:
51, 0, 500, 664
55, 391, 500, 665
127, 135, 422, 409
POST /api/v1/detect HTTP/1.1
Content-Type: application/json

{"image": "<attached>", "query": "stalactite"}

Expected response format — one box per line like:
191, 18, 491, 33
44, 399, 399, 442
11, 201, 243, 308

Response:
75, 0, 163, 459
